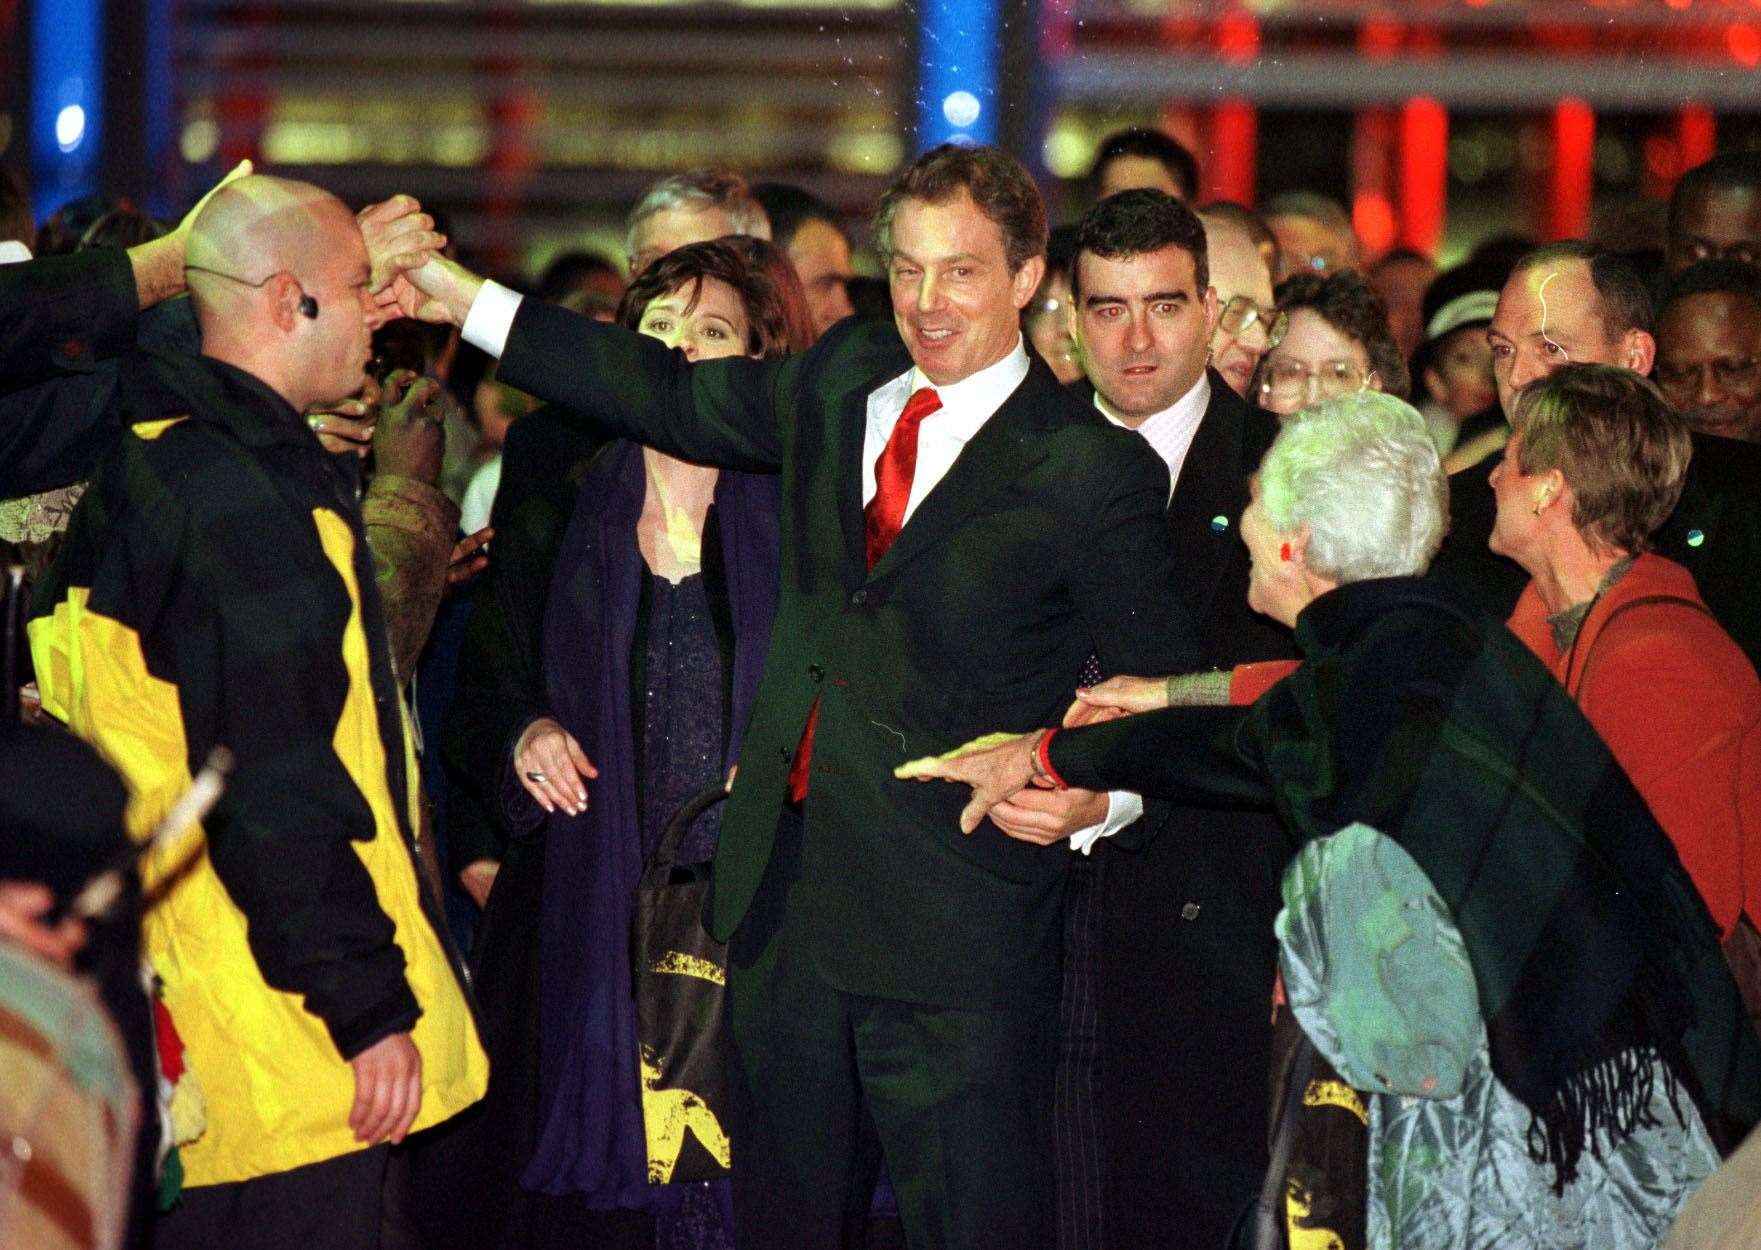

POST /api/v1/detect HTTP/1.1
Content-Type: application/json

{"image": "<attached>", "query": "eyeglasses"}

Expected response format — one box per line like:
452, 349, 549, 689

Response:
1258, 356, 1373, 405
1656, 355, 1761, 394
1676, 239, 1761, 268
1217, 297, 1288, 350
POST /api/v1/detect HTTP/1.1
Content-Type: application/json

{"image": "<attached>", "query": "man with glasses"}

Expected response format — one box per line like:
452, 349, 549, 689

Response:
1048, 188, 1296, 1249
1429, 241, 1761, 671
1197, 204, 1283, 398
1656, 259, 1761, 444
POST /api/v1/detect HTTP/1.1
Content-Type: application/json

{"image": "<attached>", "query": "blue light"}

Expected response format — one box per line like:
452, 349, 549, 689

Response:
31, 1, 104, 219
917, 0, 999, 150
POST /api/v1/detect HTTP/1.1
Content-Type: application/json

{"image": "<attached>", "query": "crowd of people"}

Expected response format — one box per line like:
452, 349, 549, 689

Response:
0, 124, 1759, 1250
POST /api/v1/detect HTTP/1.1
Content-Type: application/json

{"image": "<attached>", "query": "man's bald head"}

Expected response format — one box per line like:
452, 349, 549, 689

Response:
186, 175, 378, 412
186, 175, 353, 307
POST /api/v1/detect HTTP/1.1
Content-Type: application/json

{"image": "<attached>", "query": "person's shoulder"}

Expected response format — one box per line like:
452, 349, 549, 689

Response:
1595, 556, 1759, 685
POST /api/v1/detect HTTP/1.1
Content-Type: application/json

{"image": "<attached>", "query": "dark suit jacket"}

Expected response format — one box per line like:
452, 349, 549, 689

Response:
497, 306, 1198, 1008
1429, 429, 1761, 671
1081, 373, 1298, 1248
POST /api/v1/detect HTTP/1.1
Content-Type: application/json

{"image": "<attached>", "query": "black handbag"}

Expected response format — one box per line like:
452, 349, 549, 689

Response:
630, 781, 733, 1184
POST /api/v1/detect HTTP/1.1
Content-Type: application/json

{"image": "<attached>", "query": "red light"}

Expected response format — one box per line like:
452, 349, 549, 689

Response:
1400, 98, 1447, 255
1730, 24, 1761, 67
1217, 15, 1260, 62
1549, 99, 1595, 241
1354, 192, 1397, 255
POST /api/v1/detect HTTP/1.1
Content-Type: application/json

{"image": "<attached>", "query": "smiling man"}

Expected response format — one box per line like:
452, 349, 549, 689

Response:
1656, 260, 1761, 444
392, 145, 1195, 1249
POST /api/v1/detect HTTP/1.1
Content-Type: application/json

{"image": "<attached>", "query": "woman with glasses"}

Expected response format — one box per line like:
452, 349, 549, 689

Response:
1257, 269, 1409, 418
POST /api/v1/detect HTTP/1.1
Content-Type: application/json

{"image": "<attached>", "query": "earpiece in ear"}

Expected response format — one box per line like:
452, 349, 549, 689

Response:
298, 294, 319, 319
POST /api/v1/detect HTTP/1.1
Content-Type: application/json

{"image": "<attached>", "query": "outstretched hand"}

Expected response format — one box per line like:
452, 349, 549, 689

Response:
357, 195, 448, 295
895, 731, 1041, 835
377, 255, 484, 328
1064, 674, 1170, 727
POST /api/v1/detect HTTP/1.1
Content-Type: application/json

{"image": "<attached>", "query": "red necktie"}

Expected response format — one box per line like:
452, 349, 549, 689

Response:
788, 386, 943, 804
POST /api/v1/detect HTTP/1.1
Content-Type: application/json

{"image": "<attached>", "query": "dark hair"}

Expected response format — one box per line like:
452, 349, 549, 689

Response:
1372, 247, 1434, 274
616, 237, 812, 359
1090, 127, 1199, 201
872, 144, 1047, 274
1071, 189, 1209, 302
1659, 258, 1761, 311
1668, 150, 1761, 240
1275, 269, 1411, 399
751, 182, 847, 252
1512, 241, 1653, 336
534, 250, 623, 306
1511, 363, 1690, 555
0, 166, 31, 249
77, 207, 165, 252
1262, 190, 1353, 235
35, 193, 122, 257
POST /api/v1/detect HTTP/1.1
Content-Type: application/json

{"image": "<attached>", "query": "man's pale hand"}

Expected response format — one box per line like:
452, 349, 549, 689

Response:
380, 255, 484, 328
347, 1031, 422, 1145
514, 716, 598, 816
895, 731, 1039, 835
129, 158, 254, 309
990, 785, 1108, 847
1067, 675, 1170, 726
357, 195, 447, 295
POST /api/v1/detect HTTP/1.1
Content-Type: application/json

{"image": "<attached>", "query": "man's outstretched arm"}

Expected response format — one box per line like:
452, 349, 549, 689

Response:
389, 256, 791, 472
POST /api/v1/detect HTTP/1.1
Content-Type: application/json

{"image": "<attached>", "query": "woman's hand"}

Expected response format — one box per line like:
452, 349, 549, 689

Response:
895, 731, 1042, 835
514, 716, 599, 816
1065, 675, 1172, 726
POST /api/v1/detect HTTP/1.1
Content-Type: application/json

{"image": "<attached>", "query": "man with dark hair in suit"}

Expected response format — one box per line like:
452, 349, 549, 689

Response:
389, 144, 1196, 1250
1019, 188, 1295, 1248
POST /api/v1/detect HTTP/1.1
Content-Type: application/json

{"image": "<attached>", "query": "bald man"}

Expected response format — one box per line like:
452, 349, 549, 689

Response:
28, 175, 487, 1250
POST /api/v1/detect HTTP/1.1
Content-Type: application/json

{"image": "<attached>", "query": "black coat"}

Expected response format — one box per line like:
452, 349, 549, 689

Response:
496, 305, 1198, 1008
1081, 375, 1298, 1248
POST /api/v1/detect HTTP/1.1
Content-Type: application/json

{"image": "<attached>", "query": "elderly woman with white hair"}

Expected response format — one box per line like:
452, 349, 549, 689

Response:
905, 390, 1760, 1248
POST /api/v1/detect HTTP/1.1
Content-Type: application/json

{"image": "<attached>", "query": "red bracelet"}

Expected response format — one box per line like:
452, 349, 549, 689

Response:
1035, 729, 1070, 791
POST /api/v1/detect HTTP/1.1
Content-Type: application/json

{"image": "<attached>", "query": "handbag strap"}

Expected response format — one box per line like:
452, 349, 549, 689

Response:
1246, 1033, 1316, 1250
1562, 592, 1713, 699
639, 781, 728, 888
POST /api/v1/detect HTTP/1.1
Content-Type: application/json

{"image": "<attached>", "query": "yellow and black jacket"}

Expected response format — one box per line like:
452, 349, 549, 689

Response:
28, 347, 487, 1186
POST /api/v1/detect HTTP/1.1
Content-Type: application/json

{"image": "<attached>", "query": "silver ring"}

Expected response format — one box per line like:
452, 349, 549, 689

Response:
525, 770, 547, 783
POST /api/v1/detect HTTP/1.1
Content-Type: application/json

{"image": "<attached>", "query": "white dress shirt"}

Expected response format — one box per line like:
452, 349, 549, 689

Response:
861, 341, 1030, 516
1068, 371, 1213, 854
463, 281, 1130, 849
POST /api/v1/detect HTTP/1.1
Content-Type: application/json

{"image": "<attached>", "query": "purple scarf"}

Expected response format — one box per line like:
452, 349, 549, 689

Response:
514, 441, 779, 1208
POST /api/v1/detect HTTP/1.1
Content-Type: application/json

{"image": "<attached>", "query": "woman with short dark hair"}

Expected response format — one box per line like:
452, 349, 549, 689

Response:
1258, 270, 1410, 416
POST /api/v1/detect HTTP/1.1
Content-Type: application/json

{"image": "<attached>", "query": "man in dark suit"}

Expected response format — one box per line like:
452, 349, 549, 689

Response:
1003, 190, 1295, 1248
1429, 241, 1761, 669
390, 146, 1198, 1250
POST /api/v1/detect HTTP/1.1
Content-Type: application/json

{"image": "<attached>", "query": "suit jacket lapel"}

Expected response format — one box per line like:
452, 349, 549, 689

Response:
1165, 373, 1248, 616
831, 334, 915, 585
865, 359, 1057, 582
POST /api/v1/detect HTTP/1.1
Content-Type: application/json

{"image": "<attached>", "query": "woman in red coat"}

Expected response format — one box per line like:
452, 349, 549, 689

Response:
1486, 363, 1761, 940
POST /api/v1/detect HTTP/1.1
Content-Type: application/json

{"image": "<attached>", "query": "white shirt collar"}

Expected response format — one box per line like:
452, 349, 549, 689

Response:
902, 335, 1031, 427
1092, 371, 1211, 495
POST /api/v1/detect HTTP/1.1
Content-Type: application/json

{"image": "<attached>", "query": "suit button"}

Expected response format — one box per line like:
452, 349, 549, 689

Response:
1180, 902, 1201, 921
850, 589, 867, 606
808, 664, 824, 683
778, 746, 791, 763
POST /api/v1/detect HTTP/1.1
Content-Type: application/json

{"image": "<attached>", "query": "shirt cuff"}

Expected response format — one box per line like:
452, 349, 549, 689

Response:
461, 279, 524, 357
1069, 789, 1144, 855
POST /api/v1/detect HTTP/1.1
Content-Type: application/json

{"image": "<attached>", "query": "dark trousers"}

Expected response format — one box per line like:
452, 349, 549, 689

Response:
154, 1145, 389, 1250
726, 810, 1057, 1250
